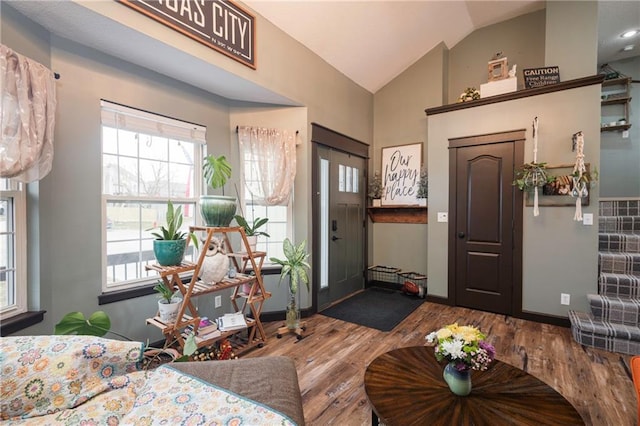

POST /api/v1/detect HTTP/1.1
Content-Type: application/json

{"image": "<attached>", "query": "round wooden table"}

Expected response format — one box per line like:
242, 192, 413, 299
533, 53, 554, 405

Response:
364, 346, 585, 425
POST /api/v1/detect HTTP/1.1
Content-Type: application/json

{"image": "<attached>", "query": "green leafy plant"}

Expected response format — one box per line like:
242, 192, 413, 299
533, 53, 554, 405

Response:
513, 162, 556, 191
147, 201, 198, 247
153, 280, 178, 303
417, 167, 428, 199
203, 155, 232, 192
233, 215, 270, 237
270, 238, 311, 295
368, 171, 384, 200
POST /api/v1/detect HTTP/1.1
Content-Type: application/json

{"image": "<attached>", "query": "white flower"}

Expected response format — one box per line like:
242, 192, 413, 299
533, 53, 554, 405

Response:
441, 338, 465, 359
425, 332, 437, 343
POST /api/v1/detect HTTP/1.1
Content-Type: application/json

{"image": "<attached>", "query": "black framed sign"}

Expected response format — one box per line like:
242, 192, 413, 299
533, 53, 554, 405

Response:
118, 0, 256, 69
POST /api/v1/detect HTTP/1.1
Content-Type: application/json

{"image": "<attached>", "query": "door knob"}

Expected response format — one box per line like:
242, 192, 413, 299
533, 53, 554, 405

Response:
332, 236, 342, 241
458, 232, 465, 239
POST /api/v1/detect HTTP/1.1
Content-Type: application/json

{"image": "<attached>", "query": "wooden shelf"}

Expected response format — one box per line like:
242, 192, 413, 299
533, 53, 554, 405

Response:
145, 226, 270, 356
367, 206, 427, 223
601, 96, 631, 106
601, 124, 632, 132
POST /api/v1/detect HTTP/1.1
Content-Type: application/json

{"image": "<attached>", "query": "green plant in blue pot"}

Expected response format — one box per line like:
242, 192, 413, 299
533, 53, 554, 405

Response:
149, 201, 198, 266
200, 154, 237, 227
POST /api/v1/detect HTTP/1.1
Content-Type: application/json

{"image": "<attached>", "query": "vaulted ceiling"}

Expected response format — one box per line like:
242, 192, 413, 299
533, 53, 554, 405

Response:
6, 1, 639, 101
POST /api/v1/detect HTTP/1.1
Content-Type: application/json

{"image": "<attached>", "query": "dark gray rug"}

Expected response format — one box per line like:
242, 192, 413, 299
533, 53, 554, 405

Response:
319, 287, 424, 331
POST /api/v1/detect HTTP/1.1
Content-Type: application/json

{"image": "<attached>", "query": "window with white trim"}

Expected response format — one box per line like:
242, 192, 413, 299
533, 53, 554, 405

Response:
101, 101, 205, 291
0, 178, 27, 320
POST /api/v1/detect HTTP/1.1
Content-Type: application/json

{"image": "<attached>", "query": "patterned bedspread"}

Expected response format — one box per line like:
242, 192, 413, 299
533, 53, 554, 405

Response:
1, 335, 296, 425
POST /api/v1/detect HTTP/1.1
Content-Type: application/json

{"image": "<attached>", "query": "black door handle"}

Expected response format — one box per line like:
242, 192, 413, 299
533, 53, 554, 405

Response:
332, 236, 342, 241
458, 232, 466, 239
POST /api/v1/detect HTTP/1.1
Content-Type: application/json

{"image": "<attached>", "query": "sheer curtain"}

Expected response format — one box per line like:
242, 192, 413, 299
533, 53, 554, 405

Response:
238, 126, 297, 205
1, 44, 56, 182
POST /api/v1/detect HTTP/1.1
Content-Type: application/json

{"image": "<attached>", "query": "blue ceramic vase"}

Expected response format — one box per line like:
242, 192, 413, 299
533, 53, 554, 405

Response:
443, 362, 472, 396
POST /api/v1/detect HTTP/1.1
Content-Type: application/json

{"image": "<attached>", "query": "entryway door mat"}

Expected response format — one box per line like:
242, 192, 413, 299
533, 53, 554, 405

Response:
319, 287, 424, 332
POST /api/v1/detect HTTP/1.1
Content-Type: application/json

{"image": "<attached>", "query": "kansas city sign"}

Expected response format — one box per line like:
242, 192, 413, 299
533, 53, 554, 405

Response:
118, 0, 256, 69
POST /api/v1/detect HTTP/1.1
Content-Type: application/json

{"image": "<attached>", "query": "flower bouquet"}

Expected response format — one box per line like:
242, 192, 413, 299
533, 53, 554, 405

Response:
425, 323, 495, 372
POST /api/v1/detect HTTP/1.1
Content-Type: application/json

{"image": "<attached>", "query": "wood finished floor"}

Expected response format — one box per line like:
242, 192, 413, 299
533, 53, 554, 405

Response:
245, 300, 636, 426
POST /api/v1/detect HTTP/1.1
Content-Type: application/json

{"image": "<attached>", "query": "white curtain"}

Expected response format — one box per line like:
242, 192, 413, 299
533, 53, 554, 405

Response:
0, 44, 56, 182
238, 126, 296, 206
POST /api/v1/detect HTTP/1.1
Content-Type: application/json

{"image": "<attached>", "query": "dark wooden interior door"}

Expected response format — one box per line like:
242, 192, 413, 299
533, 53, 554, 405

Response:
449, 130, 524, 315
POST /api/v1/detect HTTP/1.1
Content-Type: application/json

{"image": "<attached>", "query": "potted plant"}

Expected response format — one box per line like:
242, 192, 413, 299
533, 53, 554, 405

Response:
416, 167, 428, 206
368, 171, 384, 207
513, 162, 555, 191
201, 154, 237, 227
149, 201, 198, 266
154, 280, 182, 323
233, 214, 269, 252
269, 238, 310, 330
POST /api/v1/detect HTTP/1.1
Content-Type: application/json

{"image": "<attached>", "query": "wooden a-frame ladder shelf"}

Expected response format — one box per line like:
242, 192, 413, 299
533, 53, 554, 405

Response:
145, 226, 271, 356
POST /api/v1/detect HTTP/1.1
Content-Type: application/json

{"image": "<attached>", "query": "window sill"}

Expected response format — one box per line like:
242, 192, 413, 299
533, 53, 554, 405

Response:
1, 310, 46, 336
99, 267, 282, 305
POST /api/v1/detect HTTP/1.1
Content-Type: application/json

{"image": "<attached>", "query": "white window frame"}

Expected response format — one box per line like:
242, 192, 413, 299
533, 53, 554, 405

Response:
238, 165, 293, 264
0, 180, 27, 320
100, 100, 206, 292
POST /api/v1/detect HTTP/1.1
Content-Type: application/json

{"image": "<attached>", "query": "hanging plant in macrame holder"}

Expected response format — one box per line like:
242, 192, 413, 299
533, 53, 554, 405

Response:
512, 117, 555, 217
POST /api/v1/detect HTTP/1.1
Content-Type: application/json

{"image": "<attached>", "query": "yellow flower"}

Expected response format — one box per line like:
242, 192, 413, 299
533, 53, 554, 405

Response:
457, 325, 480, 342
436, 328, 453, 339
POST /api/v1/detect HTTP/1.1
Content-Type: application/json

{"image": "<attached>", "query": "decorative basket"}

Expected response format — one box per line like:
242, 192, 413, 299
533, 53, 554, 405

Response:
398, 271, 427, 298
367, 265, 401, 287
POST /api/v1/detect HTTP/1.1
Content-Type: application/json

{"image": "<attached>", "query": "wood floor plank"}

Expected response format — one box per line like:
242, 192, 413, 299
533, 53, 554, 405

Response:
245, 301, 636, 426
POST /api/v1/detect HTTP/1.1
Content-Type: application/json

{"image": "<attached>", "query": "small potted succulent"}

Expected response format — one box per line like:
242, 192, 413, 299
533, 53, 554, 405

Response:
149, 201, 198, 266
201, 154, 236, 227
233, 214, 269, 252
153, 280, 182, 323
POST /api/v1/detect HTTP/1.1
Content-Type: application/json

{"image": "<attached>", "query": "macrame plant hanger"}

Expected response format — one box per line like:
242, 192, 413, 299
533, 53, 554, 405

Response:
571, 131, 588, 221
531, 117, 541, 216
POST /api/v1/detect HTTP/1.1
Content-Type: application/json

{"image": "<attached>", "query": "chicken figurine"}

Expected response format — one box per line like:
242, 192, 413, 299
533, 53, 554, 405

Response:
199, 236, 229, 284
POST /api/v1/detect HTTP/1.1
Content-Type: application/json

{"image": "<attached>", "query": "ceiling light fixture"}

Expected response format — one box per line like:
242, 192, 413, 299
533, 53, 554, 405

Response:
622, 45, 635, 52
621, 29, 639, 38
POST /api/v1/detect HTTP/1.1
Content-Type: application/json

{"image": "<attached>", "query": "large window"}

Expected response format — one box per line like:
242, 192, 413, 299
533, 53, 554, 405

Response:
0, 179, 27, 319
101, 101, 205, 291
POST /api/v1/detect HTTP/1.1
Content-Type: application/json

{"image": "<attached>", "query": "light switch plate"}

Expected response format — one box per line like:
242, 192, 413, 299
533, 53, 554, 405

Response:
437, 212, 448, 222
583, 213, 593, 226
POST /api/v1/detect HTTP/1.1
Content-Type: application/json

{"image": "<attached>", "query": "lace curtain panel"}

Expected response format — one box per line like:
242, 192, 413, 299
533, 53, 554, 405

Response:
0, 44, 56, 182
238, 126, 297, 206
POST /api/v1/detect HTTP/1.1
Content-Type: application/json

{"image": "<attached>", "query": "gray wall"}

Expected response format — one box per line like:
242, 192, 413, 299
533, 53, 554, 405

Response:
427, 85, 601, 316
448, 10, 546, 104
545, 1, 598, 80
3, 3, 372, 340
600, 56, 640, 198
370, 11, 546, 277
370, 43, 447, 273
375, 0, 601, 317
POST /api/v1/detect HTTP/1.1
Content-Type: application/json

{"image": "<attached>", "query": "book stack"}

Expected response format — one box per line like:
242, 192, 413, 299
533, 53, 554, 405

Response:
197, 317, 220, 339
185, 317, 221, 342
216, 312, 248, 332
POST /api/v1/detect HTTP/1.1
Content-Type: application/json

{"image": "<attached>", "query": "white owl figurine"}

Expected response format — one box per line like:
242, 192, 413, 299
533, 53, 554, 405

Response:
199, 237, 229, 284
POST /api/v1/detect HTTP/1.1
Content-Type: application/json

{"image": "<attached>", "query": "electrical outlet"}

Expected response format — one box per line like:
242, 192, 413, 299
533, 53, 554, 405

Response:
437, 212, 448, 222
215, 295, 222, 308
561, 293, 570, 305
